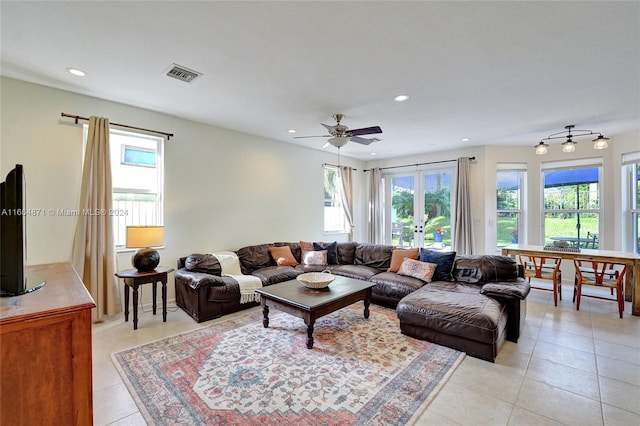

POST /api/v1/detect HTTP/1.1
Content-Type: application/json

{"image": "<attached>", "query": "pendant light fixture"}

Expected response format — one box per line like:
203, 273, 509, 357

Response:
535, 124, 610, 155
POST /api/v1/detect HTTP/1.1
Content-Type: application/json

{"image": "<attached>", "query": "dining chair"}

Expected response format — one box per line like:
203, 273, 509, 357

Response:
582, 232, 599, 249
519, 255, 562, 306
573, 259, 626, 318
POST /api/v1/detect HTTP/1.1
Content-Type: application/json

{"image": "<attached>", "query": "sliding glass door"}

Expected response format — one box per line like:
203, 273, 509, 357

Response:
386, 168, 453, 248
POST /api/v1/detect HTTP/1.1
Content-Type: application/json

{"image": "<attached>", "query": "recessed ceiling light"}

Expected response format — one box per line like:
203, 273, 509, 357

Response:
370, 152, 377, 156
394, 94, 409, 102
66, 67, 86, 77
462, 138, 470, 142
288, 129, 296, 134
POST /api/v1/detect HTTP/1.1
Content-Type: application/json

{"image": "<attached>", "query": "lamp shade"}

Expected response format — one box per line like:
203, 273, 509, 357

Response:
535, 142, 548, 155
592, 135, 609, 150
126, 226, 164, 248
126, 226, 164, 272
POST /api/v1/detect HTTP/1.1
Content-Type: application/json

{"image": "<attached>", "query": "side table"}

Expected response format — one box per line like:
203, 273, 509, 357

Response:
115, 266, 174, 330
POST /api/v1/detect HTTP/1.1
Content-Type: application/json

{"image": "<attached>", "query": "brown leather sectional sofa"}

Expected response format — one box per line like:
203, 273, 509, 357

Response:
175, 241, 530, 362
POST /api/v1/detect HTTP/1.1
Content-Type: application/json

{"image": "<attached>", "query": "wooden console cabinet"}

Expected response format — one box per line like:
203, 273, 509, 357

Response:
1, 263, 96, 426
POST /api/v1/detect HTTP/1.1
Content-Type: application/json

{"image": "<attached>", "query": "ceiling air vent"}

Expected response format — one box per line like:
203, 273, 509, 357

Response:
165, 64, 202, 83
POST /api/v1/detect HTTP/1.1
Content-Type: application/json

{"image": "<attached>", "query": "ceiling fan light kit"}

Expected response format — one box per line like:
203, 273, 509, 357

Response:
328, 136, 350, 148
535, 124, 610, 155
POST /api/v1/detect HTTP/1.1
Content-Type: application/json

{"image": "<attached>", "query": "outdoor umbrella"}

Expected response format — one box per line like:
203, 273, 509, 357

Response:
543, 167, 599, 242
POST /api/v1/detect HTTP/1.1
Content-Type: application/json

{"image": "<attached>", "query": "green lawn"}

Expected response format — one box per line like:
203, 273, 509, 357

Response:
497, 214, 599, 247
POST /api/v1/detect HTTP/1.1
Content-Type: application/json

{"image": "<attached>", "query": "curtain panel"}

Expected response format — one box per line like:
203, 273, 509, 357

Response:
339, 166, 354, 241
453, 157, 475, 254
368, 167, 384, 244
71, 116, 120, 321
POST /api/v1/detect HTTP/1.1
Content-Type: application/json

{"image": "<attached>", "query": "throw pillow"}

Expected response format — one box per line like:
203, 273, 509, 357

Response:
300, 240, 315, 261
419, 249, 457, 281
268, 246, 298, 266
388, 248, 420, 272
397, 258, 437, 283
302, 250, 328, 266
313, 241, 338, 264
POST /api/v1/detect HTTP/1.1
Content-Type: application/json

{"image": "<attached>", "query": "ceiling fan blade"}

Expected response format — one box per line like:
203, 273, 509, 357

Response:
350, 136, 380, 146
293, 135, 331, 139
321, 123, 335, 130
348, 126, 382, 136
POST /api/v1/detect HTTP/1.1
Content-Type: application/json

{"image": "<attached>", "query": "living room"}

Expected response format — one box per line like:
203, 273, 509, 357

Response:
1, 2, 639, 425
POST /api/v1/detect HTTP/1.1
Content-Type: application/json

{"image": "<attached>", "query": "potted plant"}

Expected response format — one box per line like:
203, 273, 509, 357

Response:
433, 227, 446, 243
510, 229, 518, 244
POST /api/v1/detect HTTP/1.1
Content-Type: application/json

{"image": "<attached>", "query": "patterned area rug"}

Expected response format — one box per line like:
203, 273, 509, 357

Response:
112, 303, 464, 425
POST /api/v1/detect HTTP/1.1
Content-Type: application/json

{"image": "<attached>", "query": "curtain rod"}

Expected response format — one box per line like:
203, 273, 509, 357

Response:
61, 113, 174, 140
363, 156, 476, 172
322, 163, 358, 171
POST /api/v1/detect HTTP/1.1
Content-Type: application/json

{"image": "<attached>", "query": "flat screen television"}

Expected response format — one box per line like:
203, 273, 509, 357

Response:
0, 164, 44, 296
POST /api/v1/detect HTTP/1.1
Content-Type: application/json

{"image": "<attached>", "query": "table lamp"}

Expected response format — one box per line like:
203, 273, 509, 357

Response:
126, 226, 164, 272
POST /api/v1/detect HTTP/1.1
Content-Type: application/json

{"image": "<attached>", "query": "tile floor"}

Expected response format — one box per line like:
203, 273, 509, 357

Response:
92, 284, 640, 426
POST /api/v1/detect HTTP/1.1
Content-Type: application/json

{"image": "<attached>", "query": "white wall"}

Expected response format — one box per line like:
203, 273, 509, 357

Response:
0, 78, 365, 300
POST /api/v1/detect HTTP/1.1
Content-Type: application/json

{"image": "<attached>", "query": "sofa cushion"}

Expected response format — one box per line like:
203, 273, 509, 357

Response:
354, 243, 394, 270
332, 264, 380, 281
481, 279, 531, 300
388, 248, 420, 272
397, 258, 437, 283
313, 241, 338, 264
397, 281, 506, 344
268, 246, 298, 266
295, 264, 339, 273
251, 266, 302, 286
206, 276, 243, 303
454, 255, 519, 284
369, 271, 426, 300
419, 249, 456, 281
236, 244, 274, 274
337, 242, 357, 265
184, 253, 222, 276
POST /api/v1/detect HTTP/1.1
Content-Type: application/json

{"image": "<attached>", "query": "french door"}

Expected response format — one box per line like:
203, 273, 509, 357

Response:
385, 168, 454, 248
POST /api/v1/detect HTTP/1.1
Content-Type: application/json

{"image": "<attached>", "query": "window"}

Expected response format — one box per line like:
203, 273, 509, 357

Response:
623, 152, 640, 254
323, 165, 347, 233
542, 159, 601, 248
496, 164, 526, 247
84, 126, 164, 248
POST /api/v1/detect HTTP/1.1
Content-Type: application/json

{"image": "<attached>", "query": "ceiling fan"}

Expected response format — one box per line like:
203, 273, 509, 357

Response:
294, 114, 382, 148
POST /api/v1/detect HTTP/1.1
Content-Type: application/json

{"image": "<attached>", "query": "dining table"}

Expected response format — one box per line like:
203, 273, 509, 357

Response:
501, 244, 640, 316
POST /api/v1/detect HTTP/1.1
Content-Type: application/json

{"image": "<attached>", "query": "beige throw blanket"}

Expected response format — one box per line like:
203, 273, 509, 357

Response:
211, 251, 262, 304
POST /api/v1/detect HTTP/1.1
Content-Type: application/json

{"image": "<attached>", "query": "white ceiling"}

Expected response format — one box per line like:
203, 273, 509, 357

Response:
1, 1, 638, 160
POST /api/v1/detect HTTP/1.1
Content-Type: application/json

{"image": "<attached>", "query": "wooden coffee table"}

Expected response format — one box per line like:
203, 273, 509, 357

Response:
255, 276, 376, 349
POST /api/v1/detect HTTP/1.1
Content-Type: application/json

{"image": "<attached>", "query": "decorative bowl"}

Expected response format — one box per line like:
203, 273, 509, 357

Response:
297, 271, 335, 289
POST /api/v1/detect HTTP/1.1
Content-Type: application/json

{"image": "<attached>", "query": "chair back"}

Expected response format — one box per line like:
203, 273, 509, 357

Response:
519, 255, 561, 280
573, 259, 626, 287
